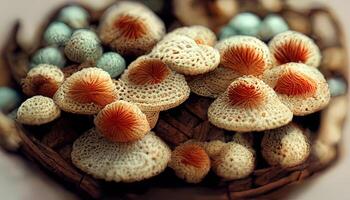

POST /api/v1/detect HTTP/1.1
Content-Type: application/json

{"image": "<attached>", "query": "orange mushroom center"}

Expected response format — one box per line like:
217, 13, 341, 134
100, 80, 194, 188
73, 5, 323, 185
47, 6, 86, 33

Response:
227, 82, 264, 108
128, 59, 171, 85
273, 39, 310, 65
68, 72, 117, 106
114, 14, 147, 40
178, 144, 209, 168
30, 75, 59, 98
274, 70, 317, 97
221, 46, 266, 76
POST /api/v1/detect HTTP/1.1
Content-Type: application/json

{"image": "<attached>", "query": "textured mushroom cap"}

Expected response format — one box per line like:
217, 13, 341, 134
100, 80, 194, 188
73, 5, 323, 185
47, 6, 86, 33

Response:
166, 25, 217, 46
57, 5, 89, 29
96, 52, 126, 78
312, 140, 336, 165
261, 123, 311, 168
144, 111, 159, 129
208, 76, 293, 132
203, 140, 227, 158
150, 35, 220, 75
54, 68, 118, 115
94, 100, 150, 143
212, 142, 255, 180
71, 129, 171, 182
168, 143, 210, 183
228, 12, 261, 36
17, 95, 61, 125
99, 1, 165, 56
263, 62, 330, 116
64, 30, 103, 63
43, 22, 72, 46
31, 47, 66, 68
22, 64, 64, 98
215, 36, 273, 77
232, 132, 254, 149
269, 31, 321, 67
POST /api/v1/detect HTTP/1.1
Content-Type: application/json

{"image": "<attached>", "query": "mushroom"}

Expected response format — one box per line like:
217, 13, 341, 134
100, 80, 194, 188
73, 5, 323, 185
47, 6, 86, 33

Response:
54, 68, 118, 115
99, 1, 165, 56
188, 36, 272, 98
312, 140, 336, 165
94, 100, 150, 143
261, 123, 311, 168
166, 25, 217, 46
208, 76, 293, 132
30, 47, 66, 68
57, 5, 89, 29
168, 143, 210, 183
115, 56, 190, 112
22, 64, 65, 98
17, 95, 61, 125
71, 129, 171, 182
202, 140, 227, 158
43, 22, 72, 46
150, 35, 220, 75
263, 62, 330, 116
96, 52, 126, 78
144, 111, 160, 129
232, 132, 254, 149
268, 31, 321, 67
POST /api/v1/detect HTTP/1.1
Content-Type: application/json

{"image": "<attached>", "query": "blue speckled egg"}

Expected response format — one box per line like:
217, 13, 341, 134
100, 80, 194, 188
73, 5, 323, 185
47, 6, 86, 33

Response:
96, 52, 126, 78
31, 47, 66, 68
229, 12, 261, 36
219, 26, 237, 40
259, 14, 289, 41
44, 22, 72, 46
0, 87, 21, 112
57, 5, 89, 29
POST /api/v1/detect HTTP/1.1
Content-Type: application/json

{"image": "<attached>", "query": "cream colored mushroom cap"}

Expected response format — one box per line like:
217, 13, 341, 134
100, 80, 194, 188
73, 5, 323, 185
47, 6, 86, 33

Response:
208, 76, 293, 132
166, 25, 217, 46
263, 62, 330, 116
144, 111, 159, 129
17, 95, 61, 125
71, 129, 171, 182
261, 123, 311, 168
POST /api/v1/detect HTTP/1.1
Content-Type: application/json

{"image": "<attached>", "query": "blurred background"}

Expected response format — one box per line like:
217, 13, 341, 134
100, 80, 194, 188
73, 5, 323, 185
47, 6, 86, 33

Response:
0, 0, 349, 199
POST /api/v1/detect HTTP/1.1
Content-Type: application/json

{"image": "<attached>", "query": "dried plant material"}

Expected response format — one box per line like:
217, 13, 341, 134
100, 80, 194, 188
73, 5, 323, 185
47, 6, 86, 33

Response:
262, 123, 311, 168
269, 31, 321, 67
312, 140, 336, 165
212, 142, 255, 180
0, 113, 22, 151
54, 68, 118, 115
94, 101, 150, 142
263, 63, 330, 116
99, 1, 165, 56
71, 129, 171, 182
208, 76, 292, 132
144, 111, 159, 129
17, 95, 61, 125
22, 64, 64, 98
150, 35, 220, 75
169, 143, 210, 183
166, 25, 217, 46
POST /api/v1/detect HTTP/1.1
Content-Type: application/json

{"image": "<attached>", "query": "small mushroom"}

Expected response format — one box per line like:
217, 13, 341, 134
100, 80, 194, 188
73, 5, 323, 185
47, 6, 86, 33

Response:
54, 68, 118, 115
202, 140, 227, 158
232, 132, 254, 149
150, 35, 220, 75
259, 14, 289, 41
99, 1, 165, 56
268, 31, 321, 67
0, 87, 20, 113
94, 100, 150, 143
144, 111, 159, 129
208, 76, 293, 132
57, 5, 89, 29
311, 140, 336, 165
17, 95, 61, 125
261, 123, 311, 168
31, 47, 66, 68
96, 52, 126, 78
228, 12, 261, 37
263, 62, 330, 116
43, 22, 72, 46
22, 64, 64, 98
166, 25, 217, 46
168, 143, 210, 183
71, 129, 171, 182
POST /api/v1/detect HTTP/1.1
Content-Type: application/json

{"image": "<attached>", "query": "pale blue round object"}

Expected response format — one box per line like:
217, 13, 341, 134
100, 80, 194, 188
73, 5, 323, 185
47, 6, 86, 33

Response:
44, 22, 72, 46
219, 26, 237, 40
0, 87, 21, 112
229, 12, 261, 36
96, 52, 126, 78
327, 78, 347, 97
259, 14, 289, 41
57, 5, 89, 29
31, 47, 65, 68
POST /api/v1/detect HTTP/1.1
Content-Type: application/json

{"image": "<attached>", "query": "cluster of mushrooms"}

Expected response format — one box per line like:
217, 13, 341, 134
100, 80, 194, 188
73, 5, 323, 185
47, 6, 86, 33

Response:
15, 1, 331, 184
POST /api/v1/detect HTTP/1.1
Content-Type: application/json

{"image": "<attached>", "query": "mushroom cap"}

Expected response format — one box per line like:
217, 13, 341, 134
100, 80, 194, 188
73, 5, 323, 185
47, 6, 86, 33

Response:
31, 47, 66, 68
71, 129, 171, 182
259, 14, 289, 41
94, 100, 150, 143
96, 52, 126, 78
43, 22, 72, 46
202, 140, 227, 158
166, 25, 217, 46
54, 68, 118, 115
168, 143, 210, 183
22, 64, 65, 98
215, 35, 273, 77
263, 62, 330, 116
144, 111, 159, 129
261, 123, 311, 168
268, 31, 321, 67
232, 132, 254, 149
228, 12, 261, 36
17, 95, 61, 125
208, 76, 293, 132
150, 35, 220, 75
312, 140, 336, 165
99, 1, 165, 56
57, 5, 89, 29
212, 141, 255, 180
